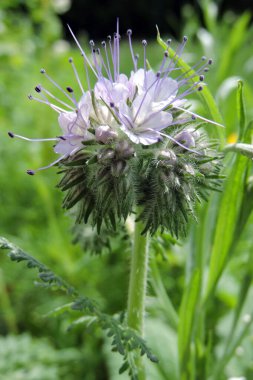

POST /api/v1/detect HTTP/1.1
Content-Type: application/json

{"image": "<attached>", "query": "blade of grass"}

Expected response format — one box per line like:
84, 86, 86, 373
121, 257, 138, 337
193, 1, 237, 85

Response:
204, 80, 251, 301
212, 313, 253, 380
217, 13, 251, 83
178, 269, 201, 379
150, 259, 178, 331
237, 80, 246, 140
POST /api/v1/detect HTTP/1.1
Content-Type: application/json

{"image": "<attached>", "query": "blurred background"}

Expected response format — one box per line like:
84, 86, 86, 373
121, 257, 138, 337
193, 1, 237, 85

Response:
0, 0, 253, 379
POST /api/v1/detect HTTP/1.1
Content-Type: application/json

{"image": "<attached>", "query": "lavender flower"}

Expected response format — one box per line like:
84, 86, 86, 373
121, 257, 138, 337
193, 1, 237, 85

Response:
10, 20, 222, 235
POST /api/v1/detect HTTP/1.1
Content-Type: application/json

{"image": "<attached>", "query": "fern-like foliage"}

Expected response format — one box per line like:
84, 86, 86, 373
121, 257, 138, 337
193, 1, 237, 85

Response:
0, 237, 158, 379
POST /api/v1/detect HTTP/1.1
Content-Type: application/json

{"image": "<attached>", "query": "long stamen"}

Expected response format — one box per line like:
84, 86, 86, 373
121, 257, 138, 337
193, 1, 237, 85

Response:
27, 153, 69, 175
40, 69, 77, 106
133, 73, 160, 123
69, 57, 85, 94
175, 56, 207, 81
172, 105, 224, 128
81, 52, 91, 92
142, 40, 147, 90
28, 94, 63, 114
98, 43, 112, 80
165, 36, 188, 73
90, 41, 101, 77
107, 35, 114, 73
67, 25, 98, 78
116, 18, 120, 79
113, 33, 118, 81
127, 29, 137, 72
66, 86, 79, 108
101, 40, 113, 82
35, 84, 75, 111
8, 132, 59, 142
177, 59, 213, 86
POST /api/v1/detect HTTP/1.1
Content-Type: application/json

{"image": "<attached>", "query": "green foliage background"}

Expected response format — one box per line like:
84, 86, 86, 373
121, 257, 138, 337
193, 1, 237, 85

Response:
1, 1, 253, 379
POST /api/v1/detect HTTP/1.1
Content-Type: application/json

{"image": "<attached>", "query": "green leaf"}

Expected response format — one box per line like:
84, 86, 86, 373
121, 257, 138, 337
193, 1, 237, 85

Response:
205, 153, 249, 300
217, 13, 251, 83
0, 237, 158, 375
0, 237, 77, 295
237, 80, 246, 140
178, 269, 201, 373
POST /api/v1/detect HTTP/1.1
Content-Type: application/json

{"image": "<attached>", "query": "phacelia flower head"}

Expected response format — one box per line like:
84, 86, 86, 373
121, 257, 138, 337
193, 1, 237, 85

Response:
9, 20, 222, 236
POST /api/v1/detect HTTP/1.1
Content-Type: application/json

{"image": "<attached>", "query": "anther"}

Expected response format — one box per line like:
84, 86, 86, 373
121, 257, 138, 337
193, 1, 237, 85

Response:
183, 36, 188, 42
57, 136, 67, 140
68, 57, 73, 63
101, 41, 106, 47
204, 68, 209, 72
107, 35, 111, 41
40, 69, 46, 74
198, 86, 203, 91
8, 132, 14, 138
167, 38, 172, 45
208, 59, 213, 65
164, 51, 169, 58
199, 75, 204, 81
35, 85, 42, 93
28, 94, 33, 100
89, 40, 95, 47
27, 169, 35, 175
66, 86, 74, 93
110, 102, 114, 108
142, 39, 147, 46
127, 29, 132, 36
156, 71, 161, 78
191, 115, 196, 120
202, 56, 207, 61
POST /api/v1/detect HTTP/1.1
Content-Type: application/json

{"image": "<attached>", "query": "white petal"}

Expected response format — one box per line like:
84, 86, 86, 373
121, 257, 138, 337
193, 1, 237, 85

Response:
153, 77, 178, 102
141, 111, 173, 131
58, 112, 77, 133
119, 124, 160, 145
54, 137, 83, 155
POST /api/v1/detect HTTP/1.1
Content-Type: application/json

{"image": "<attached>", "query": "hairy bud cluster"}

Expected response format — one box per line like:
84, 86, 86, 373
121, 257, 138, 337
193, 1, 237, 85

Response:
58, 125, 221, 236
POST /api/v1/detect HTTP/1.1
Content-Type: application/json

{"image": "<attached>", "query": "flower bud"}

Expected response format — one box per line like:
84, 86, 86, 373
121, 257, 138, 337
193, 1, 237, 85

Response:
174, 130, 196, 148
97, 148, 115, 163
95, 125, 118, 144
116, 140, 135, 159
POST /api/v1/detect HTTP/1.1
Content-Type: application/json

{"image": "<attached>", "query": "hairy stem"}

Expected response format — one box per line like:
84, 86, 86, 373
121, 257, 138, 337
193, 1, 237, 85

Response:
127, 211, 149, 379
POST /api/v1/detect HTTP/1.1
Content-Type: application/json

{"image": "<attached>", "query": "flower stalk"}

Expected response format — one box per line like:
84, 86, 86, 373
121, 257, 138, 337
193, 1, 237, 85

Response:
127, 208, 150, 379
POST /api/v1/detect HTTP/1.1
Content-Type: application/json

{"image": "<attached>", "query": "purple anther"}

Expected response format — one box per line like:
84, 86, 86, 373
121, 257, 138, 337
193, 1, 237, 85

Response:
27, 169, 35, 175
35, 85, 41, 93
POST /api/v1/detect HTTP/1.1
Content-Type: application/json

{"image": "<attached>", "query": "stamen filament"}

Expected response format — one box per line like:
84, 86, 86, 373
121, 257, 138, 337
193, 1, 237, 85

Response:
69, 58, 85, 94
67, 25, 98, 78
